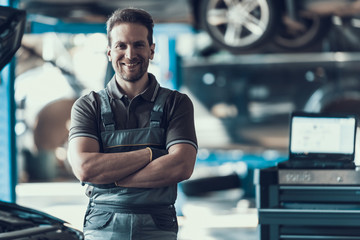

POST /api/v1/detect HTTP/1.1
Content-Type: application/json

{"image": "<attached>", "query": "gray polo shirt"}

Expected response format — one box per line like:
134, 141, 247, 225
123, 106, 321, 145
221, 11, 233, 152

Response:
69, 73, 197, 151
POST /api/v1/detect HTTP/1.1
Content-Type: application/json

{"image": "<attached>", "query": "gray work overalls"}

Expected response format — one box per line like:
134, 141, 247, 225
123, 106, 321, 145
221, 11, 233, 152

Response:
83, 85, 178, 240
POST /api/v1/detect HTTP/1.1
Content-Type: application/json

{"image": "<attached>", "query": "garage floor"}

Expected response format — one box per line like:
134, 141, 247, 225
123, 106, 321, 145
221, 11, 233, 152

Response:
16, 182, 259, 240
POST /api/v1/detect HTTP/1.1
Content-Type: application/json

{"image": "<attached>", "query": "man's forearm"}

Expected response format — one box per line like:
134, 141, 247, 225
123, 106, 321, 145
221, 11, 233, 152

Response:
80, 150, 150, 184
115, 156, 183, 188
115, 144, 196, 188
68, 137, 152, 184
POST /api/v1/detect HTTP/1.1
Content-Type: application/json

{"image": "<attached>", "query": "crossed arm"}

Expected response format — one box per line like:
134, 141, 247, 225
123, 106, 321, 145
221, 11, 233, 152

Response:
68, 136, 197, 188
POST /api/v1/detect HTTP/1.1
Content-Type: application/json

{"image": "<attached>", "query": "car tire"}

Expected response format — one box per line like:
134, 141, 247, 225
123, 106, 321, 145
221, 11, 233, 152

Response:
199, 0, 279, 54
272, 11, 332, 51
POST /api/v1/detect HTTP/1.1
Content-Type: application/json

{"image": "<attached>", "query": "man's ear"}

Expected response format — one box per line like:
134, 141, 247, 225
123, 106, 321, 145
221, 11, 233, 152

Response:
107, 46, 112, 61
150, 43, 155, 60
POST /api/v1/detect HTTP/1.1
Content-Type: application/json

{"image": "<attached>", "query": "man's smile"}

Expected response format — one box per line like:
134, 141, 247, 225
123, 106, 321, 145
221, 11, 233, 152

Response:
122, 61, 141, 70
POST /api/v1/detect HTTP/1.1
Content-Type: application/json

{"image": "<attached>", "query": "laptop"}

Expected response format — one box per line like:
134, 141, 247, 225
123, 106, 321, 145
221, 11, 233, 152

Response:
279, 112, 358, 169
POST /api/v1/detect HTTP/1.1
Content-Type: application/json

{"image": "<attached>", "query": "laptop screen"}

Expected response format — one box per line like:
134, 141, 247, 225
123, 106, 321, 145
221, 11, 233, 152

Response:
289, 112, 357, 162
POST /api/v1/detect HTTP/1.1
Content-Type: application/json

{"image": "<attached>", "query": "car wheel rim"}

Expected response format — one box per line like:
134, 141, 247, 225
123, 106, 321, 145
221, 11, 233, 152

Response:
206, 0, 270, 47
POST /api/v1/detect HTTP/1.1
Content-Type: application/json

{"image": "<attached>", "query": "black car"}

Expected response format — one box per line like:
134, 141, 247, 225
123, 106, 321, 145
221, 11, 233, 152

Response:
0, 200, 83, 239
17, 0, 360, 54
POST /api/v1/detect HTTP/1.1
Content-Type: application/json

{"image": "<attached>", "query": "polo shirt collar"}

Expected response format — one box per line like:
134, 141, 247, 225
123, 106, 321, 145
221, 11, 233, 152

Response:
105, 73, 160, 102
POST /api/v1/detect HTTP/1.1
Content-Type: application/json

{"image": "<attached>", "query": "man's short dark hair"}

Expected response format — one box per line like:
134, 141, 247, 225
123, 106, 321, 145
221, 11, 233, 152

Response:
106, 8, 154, 47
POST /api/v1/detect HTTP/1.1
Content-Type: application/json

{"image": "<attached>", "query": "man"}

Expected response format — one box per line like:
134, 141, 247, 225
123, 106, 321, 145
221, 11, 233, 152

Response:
67, 7, 197, 240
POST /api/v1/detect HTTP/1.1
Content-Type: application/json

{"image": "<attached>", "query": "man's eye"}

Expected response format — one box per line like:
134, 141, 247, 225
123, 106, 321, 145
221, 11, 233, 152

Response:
135, 43, 145, 48
116, 44, 126, 49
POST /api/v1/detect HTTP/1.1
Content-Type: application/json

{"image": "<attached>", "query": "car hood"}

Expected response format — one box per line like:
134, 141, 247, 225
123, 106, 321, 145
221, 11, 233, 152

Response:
0, 200, 83, 239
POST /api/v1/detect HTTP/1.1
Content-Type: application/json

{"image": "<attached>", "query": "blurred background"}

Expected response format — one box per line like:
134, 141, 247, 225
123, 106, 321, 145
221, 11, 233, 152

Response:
3, 0, 360, 239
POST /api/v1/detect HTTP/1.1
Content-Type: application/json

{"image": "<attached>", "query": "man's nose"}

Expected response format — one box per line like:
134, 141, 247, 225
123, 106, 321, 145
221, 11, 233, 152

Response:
125, 46, 135, 59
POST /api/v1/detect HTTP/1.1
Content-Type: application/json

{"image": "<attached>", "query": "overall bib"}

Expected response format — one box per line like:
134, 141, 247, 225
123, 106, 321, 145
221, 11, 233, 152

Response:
83, 86, 178, 240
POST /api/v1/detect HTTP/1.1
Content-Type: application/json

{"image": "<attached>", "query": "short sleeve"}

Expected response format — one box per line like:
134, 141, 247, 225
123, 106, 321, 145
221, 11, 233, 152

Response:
165, 91, 198, 151
68, 91, 101, 142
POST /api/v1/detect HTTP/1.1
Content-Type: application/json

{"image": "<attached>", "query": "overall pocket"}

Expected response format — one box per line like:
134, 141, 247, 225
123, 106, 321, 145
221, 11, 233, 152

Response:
150, 208, 178, 233
83, 207, 114, 231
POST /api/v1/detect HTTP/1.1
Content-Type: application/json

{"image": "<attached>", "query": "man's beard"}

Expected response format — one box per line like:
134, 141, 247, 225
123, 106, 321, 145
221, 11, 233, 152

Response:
117, 58, 149, 83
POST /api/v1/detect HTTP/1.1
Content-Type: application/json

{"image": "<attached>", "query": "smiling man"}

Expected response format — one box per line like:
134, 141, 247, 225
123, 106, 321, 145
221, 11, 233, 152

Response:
67, 8, 197, 240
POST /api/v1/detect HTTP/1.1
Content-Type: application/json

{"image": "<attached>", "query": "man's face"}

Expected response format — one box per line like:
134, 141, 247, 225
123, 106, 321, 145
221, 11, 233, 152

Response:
107, 23, 155, 83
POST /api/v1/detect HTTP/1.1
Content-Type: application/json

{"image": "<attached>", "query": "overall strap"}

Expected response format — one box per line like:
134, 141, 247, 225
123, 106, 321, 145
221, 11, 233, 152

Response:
98, 89, 115, 131
98, 86, 172, 130
150, 87, 172, 128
